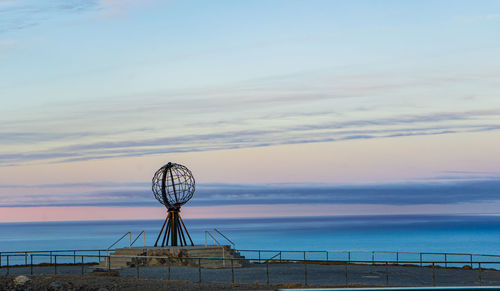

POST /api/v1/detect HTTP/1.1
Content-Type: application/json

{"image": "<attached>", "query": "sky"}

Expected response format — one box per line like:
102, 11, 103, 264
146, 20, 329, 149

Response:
0, 0, 499, 222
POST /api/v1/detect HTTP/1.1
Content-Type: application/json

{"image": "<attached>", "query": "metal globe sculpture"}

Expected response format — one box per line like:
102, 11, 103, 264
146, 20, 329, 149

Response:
152, 162, 195, 208
152, 162, 195, 247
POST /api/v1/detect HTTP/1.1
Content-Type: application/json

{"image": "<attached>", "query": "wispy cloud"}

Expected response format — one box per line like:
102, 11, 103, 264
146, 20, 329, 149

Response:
1, 51, 499, 166
486, 13, 500, 20
98, 0, 145, 18
1, 107, 498, 165
0, 0, 99, 34
1, 179, 500, 208
0, 0, 147, 34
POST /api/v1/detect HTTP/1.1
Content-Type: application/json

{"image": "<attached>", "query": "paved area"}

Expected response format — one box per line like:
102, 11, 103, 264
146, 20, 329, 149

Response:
1, 263, 500, 287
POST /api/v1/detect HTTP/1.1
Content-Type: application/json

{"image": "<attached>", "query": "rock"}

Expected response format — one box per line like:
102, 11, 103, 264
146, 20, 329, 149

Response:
90, 269, 120, 277
14, 275, 31, 286
49, 281, 64, 290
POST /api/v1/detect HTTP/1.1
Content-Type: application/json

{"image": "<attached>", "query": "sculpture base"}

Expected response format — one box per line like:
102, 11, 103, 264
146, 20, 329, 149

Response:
99, 245, 247, 269
155, 207, 193, 247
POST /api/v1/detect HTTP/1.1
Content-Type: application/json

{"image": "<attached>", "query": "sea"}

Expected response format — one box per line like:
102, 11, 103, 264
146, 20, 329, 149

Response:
1, 215, 499, 256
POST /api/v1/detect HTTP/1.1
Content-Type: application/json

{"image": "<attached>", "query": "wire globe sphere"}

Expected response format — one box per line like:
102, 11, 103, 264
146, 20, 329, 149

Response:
152, 162, 195, 208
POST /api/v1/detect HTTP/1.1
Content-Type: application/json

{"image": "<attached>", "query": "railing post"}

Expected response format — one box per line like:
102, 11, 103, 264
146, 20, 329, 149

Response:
385, 261, 389, 286
81, 256, 84, 276
98, 250, 101, 262
74, 250, 76, 264
258, 250, 261, 262
54, 255, 57, 274
143, 232, 146, 248
198, 258, 201, 283
478, 263, 482, 286
372, 251, 375, 264
266, 262, 269, 285
345, 263, 348, 287
25, 252, 27, 265
432, 262, 435, 286
420, 253, 422, 266
6, 255, 9, 275
50, 251, 53, 264
348, 251, 351, 263
279, 251, 282, 263
30, 255, 33, 275
470, 254, 473, 268
304, 261, 308, 286
326, 251, 328, 261
303, 251, 306, 261
108, 256, 111, 271
396, 252, 399, 264
444, 254, 447, 268
231, 259, 234, 284
168, 258, 171, 281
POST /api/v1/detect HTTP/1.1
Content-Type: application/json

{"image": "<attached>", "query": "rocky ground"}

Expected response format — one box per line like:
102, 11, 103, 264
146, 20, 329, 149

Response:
2, 262, 499, 290
0, 273, 346, 291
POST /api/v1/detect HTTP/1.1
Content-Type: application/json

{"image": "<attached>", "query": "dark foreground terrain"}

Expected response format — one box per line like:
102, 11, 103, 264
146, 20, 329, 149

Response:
0, 274, 339, 291
1, 262, 500, 290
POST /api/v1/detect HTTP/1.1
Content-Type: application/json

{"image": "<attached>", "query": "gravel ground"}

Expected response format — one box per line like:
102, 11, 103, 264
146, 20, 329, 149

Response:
0, 274, 286, 290
1, 262, 500, 289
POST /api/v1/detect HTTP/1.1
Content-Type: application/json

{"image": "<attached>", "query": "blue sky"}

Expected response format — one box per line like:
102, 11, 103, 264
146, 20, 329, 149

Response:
0, 0, 499, 221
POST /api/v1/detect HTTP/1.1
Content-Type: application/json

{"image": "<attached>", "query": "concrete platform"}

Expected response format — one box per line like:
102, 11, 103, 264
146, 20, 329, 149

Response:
97, 245, 248, 269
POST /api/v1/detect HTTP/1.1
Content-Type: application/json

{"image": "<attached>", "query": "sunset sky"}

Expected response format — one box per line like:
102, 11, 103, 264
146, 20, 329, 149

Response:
1, 0, 499, 222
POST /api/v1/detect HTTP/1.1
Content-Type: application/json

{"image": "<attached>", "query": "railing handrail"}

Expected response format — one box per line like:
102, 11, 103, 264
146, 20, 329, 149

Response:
236, 249, 500, 258
2, 247, 500, 260
0, 249, 107, 255
205, 231, 221, 246
5, 252, 500, 265
106, 232, 131, 254
213, 228, 236, 248
2, 253, 499, 287
264, 252, 281, 263
130, 231, 145, 247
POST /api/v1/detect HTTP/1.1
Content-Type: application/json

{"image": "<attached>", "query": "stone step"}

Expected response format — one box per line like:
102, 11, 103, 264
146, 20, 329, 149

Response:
112, 249, 146, 255
95, 246, 249, 269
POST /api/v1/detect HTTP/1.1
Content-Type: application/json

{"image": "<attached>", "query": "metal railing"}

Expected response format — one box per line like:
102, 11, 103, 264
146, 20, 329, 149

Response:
0, 249, 107, 267
204, 231, 221, 247
237, 249, 500, 268
204, 229, 235, 248
106, 232, 131, 257
1, 253, 500, 287
214, 229, 236, 248
2, 248, 500, 270
130, 231, 146, 247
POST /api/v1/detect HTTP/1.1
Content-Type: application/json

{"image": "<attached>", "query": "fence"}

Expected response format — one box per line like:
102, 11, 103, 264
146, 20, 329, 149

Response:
1, 251, 500, 287
0, 249, 106, 267
239, 250, 500, 269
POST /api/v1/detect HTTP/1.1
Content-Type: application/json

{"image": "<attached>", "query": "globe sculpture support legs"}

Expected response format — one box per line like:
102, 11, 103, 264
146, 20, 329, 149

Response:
155, 207, 194, 247
152, 162, 196, 247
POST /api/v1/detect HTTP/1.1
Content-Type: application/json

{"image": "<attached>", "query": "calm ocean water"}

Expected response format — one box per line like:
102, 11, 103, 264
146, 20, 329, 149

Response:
1, 215, 499, 256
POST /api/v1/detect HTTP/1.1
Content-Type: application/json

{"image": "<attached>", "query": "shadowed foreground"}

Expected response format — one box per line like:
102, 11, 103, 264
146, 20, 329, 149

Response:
1, 262, 500, 288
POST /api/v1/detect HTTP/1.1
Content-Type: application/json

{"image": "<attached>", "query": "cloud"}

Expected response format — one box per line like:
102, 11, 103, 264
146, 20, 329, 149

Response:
98, 0, 138, 18
1, 56, 499, 167
0, 0, 148, 34
1, 179, 500, 208
0, 0, 99, 34
1, 107, 499, 166
486, 14, 500, 20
